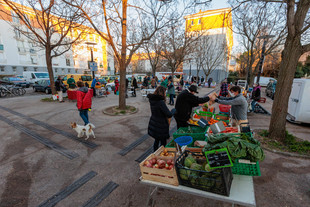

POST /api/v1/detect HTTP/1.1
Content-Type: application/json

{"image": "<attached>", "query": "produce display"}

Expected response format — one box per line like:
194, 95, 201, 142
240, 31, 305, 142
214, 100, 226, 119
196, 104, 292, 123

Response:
203, 133, 265, 163
175, 151, 233, 196
208, 118, 228, 126
209, 127, 238, 134
159, 148, 175, 157
144, 157, 174, 170
188, 119, 199, 126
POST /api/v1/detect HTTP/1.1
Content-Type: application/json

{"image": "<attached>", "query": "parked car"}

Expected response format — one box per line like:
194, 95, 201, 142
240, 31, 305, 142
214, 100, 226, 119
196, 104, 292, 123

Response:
265, 80, 277, 100
1, 77, 30, 88
33, 80, 67, 94
254, 76, 277, 87
23, 71, 49, 84
62, 74, 92, 88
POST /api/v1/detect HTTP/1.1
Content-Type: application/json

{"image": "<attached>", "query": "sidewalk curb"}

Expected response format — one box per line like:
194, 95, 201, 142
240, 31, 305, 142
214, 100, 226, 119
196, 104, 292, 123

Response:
262, 146, 310, 159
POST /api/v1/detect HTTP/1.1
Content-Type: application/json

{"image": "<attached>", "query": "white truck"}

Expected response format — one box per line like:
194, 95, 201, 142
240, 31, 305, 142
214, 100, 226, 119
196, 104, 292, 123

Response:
287, 79, 310, 124
23, 72, 49, 84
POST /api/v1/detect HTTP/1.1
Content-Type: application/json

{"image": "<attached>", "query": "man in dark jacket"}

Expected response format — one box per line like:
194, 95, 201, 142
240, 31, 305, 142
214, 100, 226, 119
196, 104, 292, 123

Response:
55, 76, 64, 103
174, 85, 211, 129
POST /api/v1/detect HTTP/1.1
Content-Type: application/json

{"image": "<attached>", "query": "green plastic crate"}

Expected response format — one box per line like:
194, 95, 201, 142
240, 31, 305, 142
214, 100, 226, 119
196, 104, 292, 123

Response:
166, 126, 208, 148
231, 159, 261, 176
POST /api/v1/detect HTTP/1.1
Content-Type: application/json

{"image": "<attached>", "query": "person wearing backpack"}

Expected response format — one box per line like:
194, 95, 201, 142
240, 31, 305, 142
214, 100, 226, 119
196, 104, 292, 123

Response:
77, 81, 92, 125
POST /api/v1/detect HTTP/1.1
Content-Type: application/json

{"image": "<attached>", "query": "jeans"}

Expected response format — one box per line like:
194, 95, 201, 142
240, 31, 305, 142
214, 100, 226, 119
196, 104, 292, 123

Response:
251, 100, 257, 112
169, 94, 174, 105
153, 138, 167, 152
79, 109, 89, 125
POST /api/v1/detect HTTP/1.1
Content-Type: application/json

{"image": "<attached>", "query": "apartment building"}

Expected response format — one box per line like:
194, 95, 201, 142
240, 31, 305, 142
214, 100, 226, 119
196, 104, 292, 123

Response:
183, 8, 233, 83
0, 0, 114, 77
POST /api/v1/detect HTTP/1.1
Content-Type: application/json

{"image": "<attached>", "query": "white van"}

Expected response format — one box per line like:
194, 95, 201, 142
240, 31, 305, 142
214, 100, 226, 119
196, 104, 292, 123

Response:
23, 72, 49, 83
254, 76, 277, 87
287, 79, 310, 124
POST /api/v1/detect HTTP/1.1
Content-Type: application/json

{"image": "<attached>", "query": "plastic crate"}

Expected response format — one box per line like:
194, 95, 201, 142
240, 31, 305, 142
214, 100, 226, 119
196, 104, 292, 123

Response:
219, 104, 231, 113
175, 151, 233, 196
196, 111, 213, 121
166, 127, 208, 148
231, 159, 261, 176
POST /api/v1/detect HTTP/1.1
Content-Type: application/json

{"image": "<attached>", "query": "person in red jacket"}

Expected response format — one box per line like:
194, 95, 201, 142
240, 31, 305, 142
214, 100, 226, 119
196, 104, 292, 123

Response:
114, 78, 119, 94
76, 81, 92, 125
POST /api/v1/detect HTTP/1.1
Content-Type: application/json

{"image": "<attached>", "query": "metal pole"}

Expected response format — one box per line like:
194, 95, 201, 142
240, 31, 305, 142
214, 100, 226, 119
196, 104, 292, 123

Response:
256, 39, 267, 83
90, 48, 95, 79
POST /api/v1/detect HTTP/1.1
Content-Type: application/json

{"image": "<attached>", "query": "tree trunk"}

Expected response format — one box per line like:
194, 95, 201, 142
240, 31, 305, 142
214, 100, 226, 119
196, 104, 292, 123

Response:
249, 63, 260, 87
45, 48, 56, 95
119, 0, 127, 110
268, 37, 302, 141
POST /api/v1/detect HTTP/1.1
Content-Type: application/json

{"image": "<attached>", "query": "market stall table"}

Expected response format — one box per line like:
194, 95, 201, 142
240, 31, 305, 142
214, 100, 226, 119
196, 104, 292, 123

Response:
140, 174, 256, 207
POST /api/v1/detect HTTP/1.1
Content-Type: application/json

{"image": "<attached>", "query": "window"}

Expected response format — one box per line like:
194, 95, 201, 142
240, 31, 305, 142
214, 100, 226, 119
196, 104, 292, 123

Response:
191, 20, 194, 25
81, 75, 92, 81
0, 44, 4, 51
55, 68, 58, 73
198, 19, 201, 25
23, 67, 27, 71
66, 59, 70, 66
11, 11, 20, 24
62, 68, 64, 72
0, 66, 4, 72
31, 73, 36, 79
34, 67, 37, 72
68, 69, 71, 73
75, 69, 78, 73
12, 66, 16, 72
30, 49, 35, 53
14, 29, 21, 39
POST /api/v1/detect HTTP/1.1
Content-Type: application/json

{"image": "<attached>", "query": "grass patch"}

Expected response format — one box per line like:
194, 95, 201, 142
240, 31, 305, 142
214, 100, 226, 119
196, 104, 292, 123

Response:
120, 110, 126, 114
259, 130, 310, 155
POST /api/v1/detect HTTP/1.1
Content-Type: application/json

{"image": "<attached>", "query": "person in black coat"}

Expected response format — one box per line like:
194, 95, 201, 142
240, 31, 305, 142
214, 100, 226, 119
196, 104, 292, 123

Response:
174, 85, 211, 129
131, 75, 138, 96
147, 86, 173, 152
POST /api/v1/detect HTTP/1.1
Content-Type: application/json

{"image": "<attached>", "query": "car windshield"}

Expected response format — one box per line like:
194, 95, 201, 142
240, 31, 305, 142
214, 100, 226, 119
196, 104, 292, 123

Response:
9, 77, 22, 81
34, 73, 49, 78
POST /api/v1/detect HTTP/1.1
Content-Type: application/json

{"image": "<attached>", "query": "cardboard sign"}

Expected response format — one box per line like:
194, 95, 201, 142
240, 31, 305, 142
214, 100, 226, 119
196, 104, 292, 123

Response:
204, 148, 233, 169
209, 121, 226, 134
198, 118, 208, 128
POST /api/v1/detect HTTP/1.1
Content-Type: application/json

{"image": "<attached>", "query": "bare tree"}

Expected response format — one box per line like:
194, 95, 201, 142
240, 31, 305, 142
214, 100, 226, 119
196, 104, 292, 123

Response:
0, 0, 87, 94
159, 21, 199, 80
141, 34, 162, 76
64, 0, 212, 109
194, 34, 228, 80
235, 0, 310, 141
230, 1, 286, 86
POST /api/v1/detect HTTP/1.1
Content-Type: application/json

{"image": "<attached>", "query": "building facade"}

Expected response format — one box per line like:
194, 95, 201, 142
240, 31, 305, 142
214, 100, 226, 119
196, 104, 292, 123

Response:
0, 0, 114, 77
183, 8, 233, 83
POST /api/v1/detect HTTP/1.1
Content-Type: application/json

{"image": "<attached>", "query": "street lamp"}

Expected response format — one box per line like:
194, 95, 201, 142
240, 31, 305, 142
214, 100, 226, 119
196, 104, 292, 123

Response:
256, 35, 275, 83
85, 41, 97, 79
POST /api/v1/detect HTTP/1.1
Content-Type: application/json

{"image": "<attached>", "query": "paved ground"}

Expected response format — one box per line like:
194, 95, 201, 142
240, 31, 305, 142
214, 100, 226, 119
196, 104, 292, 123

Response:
0, 86, 309, 207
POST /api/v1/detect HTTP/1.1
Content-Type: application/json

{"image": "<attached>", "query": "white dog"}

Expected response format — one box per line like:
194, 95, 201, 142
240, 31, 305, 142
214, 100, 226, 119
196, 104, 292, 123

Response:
70, 122, 96, 140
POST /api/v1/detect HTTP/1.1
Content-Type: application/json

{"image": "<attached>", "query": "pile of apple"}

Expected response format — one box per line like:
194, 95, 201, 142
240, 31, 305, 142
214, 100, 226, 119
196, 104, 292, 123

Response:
144, 158, 174, 170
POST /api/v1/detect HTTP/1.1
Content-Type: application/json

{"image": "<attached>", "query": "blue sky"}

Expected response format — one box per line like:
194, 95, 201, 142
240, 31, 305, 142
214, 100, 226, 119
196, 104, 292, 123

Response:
209, 0, 230, 10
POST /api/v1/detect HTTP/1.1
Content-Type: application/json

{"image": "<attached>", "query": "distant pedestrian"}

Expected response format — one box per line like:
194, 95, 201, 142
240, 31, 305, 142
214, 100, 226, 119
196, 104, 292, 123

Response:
207, 77, 213, 88
55, 76, 65, 103
91, 77, 99, 97
76, 81, 92, 125
167, 79, 175, 105
67, 75, 76, 89
201, 76, 205, 84
131, 75, 138, 96
220, 79, 229, 97
251, 83, 261, 112
151, 77, 156, 89
126, 78, 129, 98
147, 86, 173, 152
114, 78, 119, 94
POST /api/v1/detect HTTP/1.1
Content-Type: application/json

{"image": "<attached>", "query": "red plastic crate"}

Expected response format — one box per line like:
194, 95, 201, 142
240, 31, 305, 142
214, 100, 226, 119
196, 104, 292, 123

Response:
258, 98, 266, 103
219, 104, 231, 113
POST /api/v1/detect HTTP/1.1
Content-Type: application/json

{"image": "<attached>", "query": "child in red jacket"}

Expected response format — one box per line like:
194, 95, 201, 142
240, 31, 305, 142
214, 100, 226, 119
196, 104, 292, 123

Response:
77, 81, 92, 125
